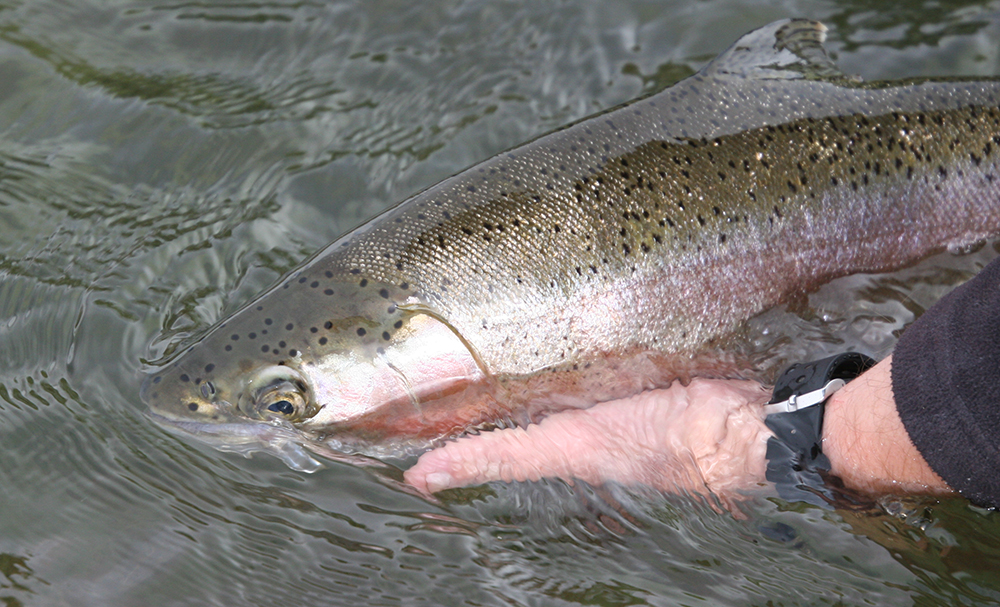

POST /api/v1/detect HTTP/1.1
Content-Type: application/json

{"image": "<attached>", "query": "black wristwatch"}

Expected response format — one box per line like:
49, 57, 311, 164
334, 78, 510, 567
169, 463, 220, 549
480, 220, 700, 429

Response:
763, 352, 876, 505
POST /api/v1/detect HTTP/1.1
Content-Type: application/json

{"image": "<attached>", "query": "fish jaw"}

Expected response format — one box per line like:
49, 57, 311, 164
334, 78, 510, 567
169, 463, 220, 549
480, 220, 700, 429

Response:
144, 409, 324, 472
142, 275, 498, 460
139, 355, 325, 470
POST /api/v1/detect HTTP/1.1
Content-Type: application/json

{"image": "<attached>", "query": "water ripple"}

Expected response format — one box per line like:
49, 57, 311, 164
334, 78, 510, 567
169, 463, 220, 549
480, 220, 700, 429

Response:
3, 1, 1000, 605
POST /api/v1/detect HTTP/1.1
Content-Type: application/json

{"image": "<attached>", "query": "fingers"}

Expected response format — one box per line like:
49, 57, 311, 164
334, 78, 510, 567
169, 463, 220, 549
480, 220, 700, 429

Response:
404, 379, 771, 496
404, 407, 614, 493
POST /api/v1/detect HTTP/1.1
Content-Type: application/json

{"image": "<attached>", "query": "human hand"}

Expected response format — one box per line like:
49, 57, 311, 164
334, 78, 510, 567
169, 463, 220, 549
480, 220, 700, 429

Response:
404, 379, 773, 506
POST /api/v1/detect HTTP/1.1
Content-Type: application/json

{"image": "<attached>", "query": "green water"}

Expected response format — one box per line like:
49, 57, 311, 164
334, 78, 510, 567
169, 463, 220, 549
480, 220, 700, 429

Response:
2, 0, 1000, 605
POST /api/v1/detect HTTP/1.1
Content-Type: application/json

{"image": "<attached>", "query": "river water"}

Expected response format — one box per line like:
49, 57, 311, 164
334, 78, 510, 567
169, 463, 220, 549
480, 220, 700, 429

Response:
3, 0, 1000, 605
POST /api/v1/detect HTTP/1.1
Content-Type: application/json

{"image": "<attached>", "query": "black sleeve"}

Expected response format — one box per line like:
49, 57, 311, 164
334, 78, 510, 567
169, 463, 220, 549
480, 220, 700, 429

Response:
891, 256, 1000, 508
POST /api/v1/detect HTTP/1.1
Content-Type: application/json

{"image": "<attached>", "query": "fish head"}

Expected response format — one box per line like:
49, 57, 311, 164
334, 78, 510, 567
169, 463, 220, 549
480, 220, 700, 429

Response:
142, 270, 491, 470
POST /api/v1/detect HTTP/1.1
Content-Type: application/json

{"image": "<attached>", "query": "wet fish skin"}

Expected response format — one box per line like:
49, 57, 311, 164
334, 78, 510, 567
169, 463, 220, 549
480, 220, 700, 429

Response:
142, 20, 1000, 467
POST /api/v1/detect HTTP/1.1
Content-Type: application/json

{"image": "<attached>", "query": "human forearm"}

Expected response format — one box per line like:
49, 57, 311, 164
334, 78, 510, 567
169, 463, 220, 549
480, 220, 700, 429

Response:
821, 355, 952, 496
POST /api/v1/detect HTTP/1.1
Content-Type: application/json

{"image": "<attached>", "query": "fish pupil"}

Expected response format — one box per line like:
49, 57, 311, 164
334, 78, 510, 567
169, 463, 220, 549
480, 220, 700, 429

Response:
268, 400, 295, 415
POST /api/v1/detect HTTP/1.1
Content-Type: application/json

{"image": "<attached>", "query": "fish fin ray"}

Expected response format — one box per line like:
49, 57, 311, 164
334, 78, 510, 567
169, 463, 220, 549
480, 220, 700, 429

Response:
702, 19, 856, 83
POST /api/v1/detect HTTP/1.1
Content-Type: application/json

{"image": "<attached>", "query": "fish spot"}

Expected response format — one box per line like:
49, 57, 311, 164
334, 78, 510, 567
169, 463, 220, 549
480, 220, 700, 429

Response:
311, 281, 319, 288
324, 321, 333, 330
285, 323, 294, 331
152, 376, 161, 384
225, 345, 232, 352
325, 271, 333, 278
299, 277, 307, 283
310, 327, 318, 333
324, 289, 334, 295
279, 341, 287, 348
394, 320, 403, 329
231, 334, 239, 341
289, 349, 298, 357
188, 403, 198, 411
265, 318, 273, 325
319, 337, 328, 345
261, 345, 269, 352
204, 364, 215, 373
357, 328, 367, 336
248, 333, 256, 339
379, 288, 390, 299
359, 279, 368, 287
382, 332, 391, 341
180, 374, 190, 382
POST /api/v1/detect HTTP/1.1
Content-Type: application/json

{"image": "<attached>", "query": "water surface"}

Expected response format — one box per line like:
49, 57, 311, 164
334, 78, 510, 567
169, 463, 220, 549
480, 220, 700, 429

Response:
2, 1, 1000, 605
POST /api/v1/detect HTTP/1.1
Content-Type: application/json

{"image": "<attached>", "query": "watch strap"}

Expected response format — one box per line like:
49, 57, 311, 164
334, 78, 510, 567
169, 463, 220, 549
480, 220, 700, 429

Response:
764, 352, 876, 505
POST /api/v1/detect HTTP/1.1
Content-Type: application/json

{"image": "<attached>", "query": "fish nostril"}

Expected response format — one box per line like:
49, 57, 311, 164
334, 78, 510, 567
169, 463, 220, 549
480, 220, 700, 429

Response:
201, 382, 216, 400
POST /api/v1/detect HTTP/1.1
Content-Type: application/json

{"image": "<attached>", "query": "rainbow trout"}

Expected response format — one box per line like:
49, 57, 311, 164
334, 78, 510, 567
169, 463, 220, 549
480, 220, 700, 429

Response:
142, 20, 1000, 470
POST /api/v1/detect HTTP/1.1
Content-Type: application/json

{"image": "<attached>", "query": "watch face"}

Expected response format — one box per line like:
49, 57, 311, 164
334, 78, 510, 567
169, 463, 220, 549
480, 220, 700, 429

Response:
770, 353, 876, 404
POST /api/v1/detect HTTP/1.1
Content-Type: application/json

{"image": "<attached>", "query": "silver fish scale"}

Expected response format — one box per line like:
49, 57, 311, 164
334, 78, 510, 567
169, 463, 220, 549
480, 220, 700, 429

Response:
323, 80, 1000, 380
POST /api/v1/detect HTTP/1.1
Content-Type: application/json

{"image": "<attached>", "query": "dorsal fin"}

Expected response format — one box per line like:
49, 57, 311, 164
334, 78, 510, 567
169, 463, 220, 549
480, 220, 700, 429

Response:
700, 19, 854, 82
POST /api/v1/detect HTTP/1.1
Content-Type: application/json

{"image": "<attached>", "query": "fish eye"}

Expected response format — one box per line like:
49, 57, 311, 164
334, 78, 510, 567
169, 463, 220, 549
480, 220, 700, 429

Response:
267, 400, 295, 415
257, 387, 308, 420
240, 366, 316, 422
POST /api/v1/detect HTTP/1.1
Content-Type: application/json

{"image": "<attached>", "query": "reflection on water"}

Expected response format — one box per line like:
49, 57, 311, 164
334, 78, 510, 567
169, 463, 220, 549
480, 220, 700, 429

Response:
1, 0, 1000, 605
0, 551, 44, 607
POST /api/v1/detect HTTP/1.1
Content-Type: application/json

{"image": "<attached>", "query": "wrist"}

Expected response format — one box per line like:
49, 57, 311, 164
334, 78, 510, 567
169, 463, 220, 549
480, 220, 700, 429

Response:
762, 353, 875, 504
821, 356, 952, 496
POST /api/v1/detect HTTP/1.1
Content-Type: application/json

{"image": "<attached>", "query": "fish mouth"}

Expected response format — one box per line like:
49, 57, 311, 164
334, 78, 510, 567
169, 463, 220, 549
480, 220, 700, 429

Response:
145, 409, 324, 473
